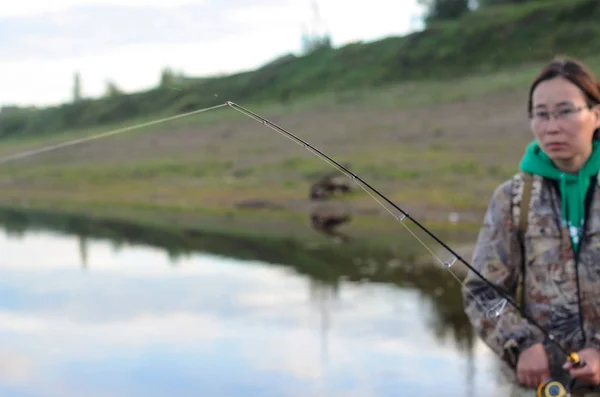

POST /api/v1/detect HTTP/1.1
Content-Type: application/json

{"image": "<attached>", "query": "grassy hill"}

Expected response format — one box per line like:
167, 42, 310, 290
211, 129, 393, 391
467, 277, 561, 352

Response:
0, 0, 598, 264
1, 0, 599, 139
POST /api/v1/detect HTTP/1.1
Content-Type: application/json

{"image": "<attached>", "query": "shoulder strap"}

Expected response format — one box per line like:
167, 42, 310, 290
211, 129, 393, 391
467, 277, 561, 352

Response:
515, 172, 533, 308
518, 172, 533, 240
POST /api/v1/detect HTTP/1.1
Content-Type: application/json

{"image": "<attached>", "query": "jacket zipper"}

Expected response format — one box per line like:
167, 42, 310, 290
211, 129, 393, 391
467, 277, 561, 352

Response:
574, 245, 585, 346
550, 178, 595, 348
571, 177, 596, 347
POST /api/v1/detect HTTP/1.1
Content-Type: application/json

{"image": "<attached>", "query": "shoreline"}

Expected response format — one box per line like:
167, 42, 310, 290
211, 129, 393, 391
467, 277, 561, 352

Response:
0, 202, 479, 280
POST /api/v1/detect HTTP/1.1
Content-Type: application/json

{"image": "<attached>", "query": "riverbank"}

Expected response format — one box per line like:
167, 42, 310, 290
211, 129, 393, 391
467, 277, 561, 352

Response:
0, 58, 545, 278
0, 84, 510, 271
1, 3, 598, 275
0, 203, 477, 283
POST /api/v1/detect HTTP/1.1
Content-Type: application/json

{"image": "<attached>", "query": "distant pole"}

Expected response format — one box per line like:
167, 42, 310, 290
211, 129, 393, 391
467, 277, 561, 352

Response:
311, 0, 320, 36
73, 72, 82, 103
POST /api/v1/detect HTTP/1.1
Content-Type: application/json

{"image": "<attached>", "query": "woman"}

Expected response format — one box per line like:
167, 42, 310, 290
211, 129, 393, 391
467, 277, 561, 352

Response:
462, 56, 600, 396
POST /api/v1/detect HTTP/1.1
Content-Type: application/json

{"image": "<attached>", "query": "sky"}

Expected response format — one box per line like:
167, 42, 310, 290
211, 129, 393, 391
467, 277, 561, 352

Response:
0, 0, 426, 107
0, 228, 507, 397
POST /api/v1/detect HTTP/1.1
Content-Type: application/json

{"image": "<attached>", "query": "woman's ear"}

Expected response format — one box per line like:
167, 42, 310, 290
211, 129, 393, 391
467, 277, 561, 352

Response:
593, 104, 600, 130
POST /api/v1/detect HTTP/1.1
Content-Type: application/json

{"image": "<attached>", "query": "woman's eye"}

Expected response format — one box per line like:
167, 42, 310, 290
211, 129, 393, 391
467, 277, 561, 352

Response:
557, 108, 574, 115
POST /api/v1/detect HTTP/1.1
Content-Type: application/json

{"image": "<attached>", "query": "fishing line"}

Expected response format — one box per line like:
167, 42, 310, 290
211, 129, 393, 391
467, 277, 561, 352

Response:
224, 100, 582, 368
0, 102, 229, 165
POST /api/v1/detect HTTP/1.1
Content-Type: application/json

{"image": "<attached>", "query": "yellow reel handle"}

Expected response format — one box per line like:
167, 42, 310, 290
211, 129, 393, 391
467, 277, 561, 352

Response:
568, 352, 584, 368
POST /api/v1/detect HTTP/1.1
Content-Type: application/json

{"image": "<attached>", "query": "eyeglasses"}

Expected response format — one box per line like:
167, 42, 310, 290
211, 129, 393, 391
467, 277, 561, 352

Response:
530, 106, 588, 122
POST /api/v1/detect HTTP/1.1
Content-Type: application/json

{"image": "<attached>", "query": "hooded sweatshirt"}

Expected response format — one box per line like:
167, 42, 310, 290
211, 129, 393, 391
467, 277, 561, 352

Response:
519, 140, 600, 253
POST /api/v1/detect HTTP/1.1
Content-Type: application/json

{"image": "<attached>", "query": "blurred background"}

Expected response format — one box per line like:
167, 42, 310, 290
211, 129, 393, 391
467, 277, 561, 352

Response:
0, 0, 594, 396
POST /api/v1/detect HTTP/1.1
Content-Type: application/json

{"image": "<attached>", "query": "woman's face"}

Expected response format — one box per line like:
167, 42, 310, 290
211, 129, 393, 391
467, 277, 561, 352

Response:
530, 76, 600, 161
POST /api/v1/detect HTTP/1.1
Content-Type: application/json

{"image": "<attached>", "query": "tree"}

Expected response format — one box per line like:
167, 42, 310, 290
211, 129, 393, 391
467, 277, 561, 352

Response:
73, 72, 82, 102
476, 0, 529, 6
159, 67, 185, 88
104, 80, 122, 97
300, 0, 333, 55
159, 67, 176, 87
301, 30, 332, 54
418, 0, 471, 22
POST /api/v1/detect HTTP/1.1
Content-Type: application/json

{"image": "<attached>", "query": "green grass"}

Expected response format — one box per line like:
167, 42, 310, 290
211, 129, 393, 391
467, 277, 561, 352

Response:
0, 0, 596, 262
0, 64, 525, 257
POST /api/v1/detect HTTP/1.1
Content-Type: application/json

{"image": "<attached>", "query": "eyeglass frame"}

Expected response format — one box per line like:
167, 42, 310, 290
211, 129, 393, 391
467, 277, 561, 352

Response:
529, 104, 592, 123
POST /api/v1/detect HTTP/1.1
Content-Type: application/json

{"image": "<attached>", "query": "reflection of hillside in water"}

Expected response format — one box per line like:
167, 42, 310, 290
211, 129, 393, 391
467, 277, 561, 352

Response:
307, 276, 477, 396
308, 279, 337, 366
79, 234, 89, 268
0, 206, 479, 387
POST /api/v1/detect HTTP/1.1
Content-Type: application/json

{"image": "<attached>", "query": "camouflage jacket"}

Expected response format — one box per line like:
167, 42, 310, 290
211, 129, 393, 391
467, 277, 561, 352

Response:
462, 171, 600, 385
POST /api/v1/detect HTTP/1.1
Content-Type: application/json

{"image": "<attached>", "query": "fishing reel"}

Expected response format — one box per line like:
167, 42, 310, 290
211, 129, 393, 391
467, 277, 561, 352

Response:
537, 380, 568, 397
536, 352, 584, 397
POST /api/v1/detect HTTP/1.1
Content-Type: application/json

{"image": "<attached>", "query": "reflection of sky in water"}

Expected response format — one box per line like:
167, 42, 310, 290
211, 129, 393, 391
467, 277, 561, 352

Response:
0, 230, 508, 397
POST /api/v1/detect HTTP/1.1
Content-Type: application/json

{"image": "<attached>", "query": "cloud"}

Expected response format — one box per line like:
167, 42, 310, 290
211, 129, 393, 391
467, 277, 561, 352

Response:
0, 0, 209, 18
226, 0, 426, 43
0, 0, 426, 106
0, 311, 228, 350
0, 2, 224, 63
0, 27, 299, 106
0, 227, 505, 396
0, 348, 38, 385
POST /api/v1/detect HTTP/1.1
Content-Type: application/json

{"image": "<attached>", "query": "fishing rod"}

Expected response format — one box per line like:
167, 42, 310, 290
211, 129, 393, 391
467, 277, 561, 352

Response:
224, 101, 585, 397
0, 99, 586, 395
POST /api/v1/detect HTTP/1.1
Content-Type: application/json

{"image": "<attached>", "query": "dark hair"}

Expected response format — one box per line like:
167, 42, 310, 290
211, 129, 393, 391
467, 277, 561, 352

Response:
528, 56, 600, 138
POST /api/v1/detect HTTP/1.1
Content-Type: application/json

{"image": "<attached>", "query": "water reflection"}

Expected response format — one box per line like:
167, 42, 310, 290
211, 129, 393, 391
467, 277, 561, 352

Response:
0, 212, 510, 396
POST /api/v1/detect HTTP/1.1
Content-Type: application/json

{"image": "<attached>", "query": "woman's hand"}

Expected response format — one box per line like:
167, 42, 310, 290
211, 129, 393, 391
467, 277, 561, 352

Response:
517, 343, 550, 388
563, 348, 600, 385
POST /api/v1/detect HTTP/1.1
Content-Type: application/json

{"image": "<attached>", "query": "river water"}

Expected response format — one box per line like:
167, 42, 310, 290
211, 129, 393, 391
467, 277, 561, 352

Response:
0, 226, 512, 397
